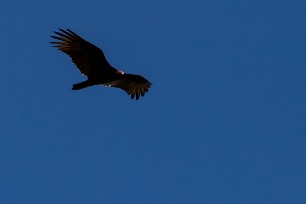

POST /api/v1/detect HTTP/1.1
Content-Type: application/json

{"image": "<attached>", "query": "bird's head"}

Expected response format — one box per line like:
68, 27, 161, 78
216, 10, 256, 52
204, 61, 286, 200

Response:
117, 70, 125, 75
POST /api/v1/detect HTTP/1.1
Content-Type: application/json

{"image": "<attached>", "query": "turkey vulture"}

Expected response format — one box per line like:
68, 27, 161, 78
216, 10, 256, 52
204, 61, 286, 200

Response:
50, 29, 151, 100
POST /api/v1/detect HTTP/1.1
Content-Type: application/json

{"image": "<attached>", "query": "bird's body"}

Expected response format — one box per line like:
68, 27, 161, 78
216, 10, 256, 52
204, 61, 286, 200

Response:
50, 29, 151, 100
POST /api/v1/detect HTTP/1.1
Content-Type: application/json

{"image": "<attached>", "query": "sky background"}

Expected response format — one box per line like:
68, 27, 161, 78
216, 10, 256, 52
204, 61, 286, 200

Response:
1, 0, 306, 203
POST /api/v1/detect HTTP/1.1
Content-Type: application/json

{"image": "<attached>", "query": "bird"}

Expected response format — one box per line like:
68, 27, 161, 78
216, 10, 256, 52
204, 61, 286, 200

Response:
50, 28, 151, 100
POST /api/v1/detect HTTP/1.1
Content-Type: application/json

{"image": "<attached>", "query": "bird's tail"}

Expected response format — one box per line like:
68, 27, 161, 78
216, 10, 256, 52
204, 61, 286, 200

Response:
72, 80, 91, 90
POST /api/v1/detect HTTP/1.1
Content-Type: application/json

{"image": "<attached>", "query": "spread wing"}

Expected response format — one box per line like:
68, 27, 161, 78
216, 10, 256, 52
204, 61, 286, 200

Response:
105, 74, 152, 100
50, 29, 115, 76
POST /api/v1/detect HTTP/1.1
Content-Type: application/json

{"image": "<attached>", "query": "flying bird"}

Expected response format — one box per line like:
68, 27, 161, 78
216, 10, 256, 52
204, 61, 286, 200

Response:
50, 29, 151, 100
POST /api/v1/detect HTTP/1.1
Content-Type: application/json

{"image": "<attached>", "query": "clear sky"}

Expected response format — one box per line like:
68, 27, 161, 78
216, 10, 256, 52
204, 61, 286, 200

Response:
1, 0, 306, 203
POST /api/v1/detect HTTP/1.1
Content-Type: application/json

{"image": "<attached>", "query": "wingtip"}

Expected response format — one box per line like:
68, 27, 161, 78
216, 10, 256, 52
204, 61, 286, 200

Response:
53, 28, 71, 34
58, 28, 65, 32
131, 94, 135, 100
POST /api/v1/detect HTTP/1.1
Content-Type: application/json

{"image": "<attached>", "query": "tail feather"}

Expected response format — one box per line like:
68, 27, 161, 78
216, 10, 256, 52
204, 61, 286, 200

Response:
72, 81, 91, 90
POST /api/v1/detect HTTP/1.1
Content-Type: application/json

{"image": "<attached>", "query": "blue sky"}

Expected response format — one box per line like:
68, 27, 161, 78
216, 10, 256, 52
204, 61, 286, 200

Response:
1, 0, 306, 203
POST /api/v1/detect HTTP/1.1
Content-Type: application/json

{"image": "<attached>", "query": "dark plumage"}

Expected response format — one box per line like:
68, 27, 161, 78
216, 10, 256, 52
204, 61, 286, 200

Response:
50, 29, 151, 100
